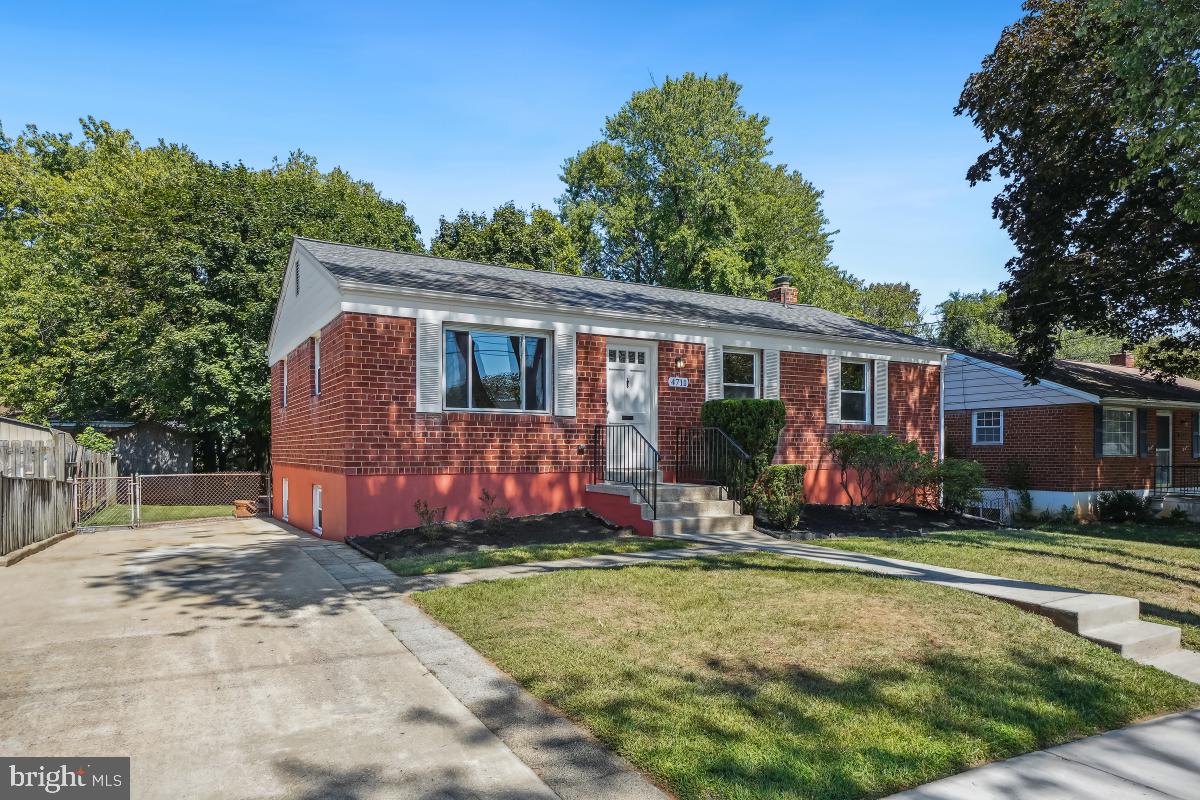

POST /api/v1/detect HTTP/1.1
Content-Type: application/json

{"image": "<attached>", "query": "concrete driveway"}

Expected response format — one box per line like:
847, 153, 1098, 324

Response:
0, 518, 556, 799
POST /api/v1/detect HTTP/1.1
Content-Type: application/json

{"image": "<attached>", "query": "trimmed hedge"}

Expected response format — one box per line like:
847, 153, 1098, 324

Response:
700, 399, 786, 471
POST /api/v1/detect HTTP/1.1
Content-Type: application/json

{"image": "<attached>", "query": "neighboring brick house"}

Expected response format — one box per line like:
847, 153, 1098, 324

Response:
944, 351, 1200, 517
267, 237, 948, 540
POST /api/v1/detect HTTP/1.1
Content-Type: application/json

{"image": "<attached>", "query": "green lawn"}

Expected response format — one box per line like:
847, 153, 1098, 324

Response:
808, 524, 1200, 649
414, 553, 1200, 800
79, 504, 233, 526
383, 537, 686, 576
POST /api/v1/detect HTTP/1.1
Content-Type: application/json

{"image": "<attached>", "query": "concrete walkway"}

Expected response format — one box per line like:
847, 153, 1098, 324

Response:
0, 519, 558, 799
886, 709, 1200, 799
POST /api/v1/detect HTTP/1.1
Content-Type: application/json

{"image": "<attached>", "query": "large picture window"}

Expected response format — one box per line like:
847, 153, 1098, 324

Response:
444, 328, 549, 412
840, 361, 870, 423
722, 350, 759, 398
1103, 408, 1135, 456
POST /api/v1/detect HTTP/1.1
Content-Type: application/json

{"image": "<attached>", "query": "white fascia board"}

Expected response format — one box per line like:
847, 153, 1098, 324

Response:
338, 284, 947, 365
1099, 397, 1200, 410
947, 352, 1100, 404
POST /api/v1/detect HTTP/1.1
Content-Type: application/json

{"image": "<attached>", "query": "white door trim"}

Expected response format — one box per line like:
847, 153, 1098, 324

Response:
1157, 411, 1173, 486
281, 478, 289, 522
605, 338, 658, 450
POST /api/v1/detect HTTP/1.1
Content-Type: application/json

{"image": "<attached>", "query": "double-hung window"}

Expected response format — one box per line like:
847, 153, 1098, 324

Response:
972, 410, 1003, 445
444, 328, 549, 412
1103, 408, 1135, 456
840, 361, 870, 423
722, 350, 759, 398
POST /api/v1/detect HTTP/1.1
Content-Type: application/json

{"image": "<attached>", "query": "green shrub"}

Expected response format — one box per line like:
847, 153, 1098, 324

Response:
826, 432, 915, 506
76, 425, 115, 453
937, 458, 985, 513
1004, 459, 1035, 517
746, 465, 806, 528
700, 399, 786, 472
1096, 490, 1150, 523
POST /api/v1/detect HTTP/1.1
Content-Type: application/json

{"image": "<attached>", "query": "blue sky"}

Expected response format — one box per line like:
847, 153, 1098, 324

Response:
1, 1, 1023, 314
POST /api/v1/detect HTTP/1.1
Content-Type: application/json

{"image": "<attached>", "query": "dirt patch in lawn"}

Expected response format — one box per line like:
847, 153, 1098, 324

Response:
761, 503, 996, 540
347, 508, 635, 561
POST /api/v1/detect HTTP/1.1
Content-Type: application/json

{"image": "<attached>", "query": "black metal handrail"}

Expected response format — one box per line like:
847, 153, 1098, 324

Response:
674, 426, 753, 507
593, 424, 659, 518
1154, 464, 1200, 496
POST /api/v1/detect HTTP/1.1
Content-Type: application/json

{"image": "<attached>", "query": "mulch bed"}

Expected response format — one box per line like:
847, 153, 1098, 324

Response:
347, 508, 633, 561
760, 504, 996, 541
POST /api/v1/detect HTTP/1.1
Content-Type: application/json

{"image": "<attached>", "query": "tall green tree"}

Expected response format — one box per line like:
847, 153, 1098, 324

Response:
0, 118, 422, 468
957, 0, 1200, 379
935, 290, 1015, 352
560, 73, 852, 308
857, 282, 922, 332
430, 202, 581, 273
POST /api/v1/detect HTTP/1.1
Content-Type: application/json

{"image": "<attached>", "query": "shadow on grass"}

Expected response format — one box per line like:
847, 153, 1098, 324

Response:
515, 643, 1179, 800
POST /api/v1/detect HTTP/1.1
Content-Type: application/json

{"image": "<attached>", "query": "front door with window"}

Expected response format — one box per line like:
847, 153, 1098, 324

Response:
1157, 412, 1172, 489
606, 344, 654, 477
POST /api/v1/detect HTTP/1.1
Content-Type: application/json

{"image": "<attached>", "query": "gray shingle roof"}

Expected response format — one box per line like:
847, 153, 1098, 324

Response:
962, 350, 1200, 404
296, 237, 938, 349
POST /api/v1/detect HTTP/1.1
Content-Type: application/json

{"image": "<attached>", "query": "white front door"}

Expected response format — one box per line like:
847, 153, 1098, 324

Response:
1157, 412, 1172, 488
606, 343, 655, 476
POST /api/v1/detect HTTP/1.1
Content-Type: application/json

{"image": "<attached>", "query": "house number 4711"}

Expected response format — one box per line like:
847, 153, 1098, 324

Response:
667, 376, 689, 388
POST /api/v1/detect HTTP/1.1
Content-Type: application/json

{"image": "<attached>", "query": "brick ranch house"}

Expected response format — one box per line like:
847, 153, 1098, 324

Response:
266, 237, 948, 540
944, 351, 1200, 517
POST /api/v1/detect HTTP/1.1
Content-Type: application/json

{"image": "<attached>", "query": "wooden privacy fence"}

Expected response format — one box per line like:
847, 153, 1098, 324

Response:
0, 436, 116, 481
1, 475, 74, 557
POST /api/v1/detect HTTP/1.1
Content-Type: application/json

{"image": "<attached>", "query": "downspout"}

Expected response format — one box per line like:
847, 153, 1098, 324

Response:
939, 353, 947, 510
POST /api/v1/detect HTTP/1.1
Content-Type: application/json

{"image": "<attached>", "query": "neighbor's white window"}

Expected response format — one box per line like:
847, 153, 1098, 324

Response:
312, 484, 323, 534
281, 478, 289, 521
972, 410, 1003, 445
282, 360, 288, 408
443, 328, 549, 412
722, 349, 760, 398
313, 337, 322, 396
840, 360, 870, 423
1103, 408, 1136, 456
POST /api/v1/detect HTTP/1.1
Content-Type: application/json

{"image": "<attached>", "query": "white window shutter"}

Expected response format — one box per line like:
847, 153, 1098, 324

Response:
873, 360, 889, 426
416, 318, 442, 412
705, 342, 723, 400
763, 350, 780, 399
826, 355, 841, 423
554, 330, 577, 417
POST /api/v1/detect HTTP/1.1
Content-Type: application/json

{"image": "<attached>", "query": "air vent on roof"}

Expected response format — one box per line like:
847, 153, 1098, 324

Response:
295, 262, 300, 295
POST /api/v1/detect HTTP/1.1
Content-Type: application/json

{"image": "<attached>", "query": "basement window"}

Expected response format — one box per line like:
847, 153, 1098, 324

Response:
444, 328, 549, 412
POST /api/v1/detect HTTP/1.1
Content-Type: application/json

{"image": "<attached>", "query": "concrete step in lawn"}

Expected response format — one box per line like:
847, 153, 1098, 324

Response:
652, 514, 756, 536
1082, 620, 1182, 661
1140, 650, 1200, 683
648, 499, 738, 519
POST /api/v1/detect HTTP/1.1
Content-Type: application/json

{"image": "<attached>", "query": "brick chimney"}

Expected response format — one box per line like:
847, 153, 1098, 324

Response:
767, 275, 798, 306
1109, 351, 1136, 368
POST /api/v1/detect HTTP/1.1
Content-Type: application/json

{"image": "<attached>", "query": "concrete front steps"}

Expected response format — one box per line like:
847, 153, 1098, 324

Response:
584, 481, 755, 536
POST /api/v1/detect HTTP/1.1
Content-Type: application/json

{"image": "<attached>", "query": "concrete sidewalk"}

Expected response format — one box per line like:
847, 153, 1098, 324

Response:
0, 518, 557, 799
886, 709, 1200, 799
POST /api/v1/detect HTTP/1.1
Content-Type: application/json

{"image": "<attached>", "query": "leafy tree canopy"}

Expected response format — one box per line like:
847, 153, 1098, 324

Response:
430, 202, 581, 274
0, 118, 421, 468
857, 282, 922, 332
957, 0, 1200, 379
559, 73, 854, 309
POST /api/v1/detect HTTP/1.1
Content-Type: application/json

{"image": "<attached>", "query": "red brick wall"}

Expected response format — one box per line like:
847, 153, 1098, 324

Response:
275, 313, 608, 477
270, 315, 350, 472
656, 341, 707, 471
946, 406, 1198, 491
777, 355, 941, 468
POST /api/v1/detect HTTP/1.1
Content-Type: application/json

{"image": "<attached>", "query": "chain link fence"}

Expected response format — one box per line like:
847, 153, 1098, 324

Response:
136, 472, 264, 524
